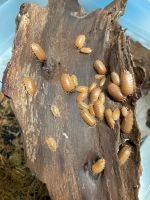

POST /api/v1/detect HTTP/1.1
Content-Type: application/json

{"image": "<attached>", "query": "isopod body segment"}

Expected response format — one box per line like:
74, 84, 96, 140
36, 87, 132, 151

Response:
74, 35, 86, 49
61, 74, 75, 92
118, 145, 132, 166
121, 110, 133, 134
120, 70, 134, 96
80, 109, 96, 127
91, 158, 106, 174
94, 60, 107, 75
107, 83, 126, 102
31, 42, 46, 62
23, 77, 37, 96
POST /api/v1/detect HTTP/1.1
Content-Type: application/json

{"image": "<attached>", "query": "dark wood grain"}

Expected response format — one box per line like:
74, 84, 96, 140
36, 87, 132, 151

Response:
2, 0, 144, 199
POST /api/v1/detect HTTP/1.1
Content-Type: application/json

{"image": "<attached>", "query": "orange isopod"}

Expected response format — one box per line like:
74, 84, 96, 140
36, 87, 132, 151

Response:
80, 109, 96, 127
93, 60, 107, 75
93, 100, 105, 120
91, 158, 106, 174
104, 108, 115, 129
74, 35, 86, 49
31, 42, 46, 62
90, 87, 101, 103
121, 110, 133, 134
61, 74, 75, 92
120, 70, 134, 96
107, 83, 126, 102
80, 47, 92, 54
118, 145, 132, 166
23, 77, 37, 96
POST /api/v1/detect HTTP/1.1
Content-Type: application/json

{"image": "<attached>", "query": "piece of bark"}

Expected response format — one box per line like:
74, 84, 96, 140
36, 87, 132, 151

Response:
2, 0, 145, 199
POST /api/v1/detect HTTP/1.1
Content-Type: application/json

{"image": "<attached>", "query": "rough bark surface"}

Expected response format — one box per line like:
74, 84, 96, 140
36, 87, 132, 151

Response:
2, 0, 145, 199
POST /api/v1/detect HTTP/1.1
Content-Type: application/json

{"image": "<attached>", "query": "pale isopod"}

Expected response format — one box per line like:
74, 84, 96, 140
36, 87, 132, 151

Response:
118, 145, 132, 166
61, 74, 75, 92
99, 76, 106, 87
89, 104, 95, 116
93, 60, 107, 75
78, 102, 89, 110
23, 77, 37, 96
91, 158, 106, 174
121, 110, 133, 134
98, 92, 105, 104
93, 100, 105, 120
76, 86, 88, 93
74, 35, 86, 49
112, 108, 120, 121
107, 83, 126, 102
76, 92, 88, 103
51, 105, 61, 118
90, 87, 101, 103
120, 70, 134, 96
80, 109, 96, 127
88, 82, 97, 93
121, 106, 128, 117
80, 47, 92, 54
95, 74, 104, 80
46, 137, 58, 152
111, 72, 120, 86
104, 108, 115, 129
71, 75, 78, 87
31, 42, 46, 61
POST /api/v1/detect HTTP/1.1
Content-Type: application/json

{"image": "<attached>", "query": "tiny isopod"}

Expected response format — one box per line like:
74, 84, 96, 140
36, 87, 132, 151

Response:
91, 158, 106, 174
121, 106, 128, 117
23, 77, 37, 96
107, 83, 126, 102
71, 75, 78, 87
99, 76, 106, 87
51, 105, 61, 118
74, 35, 86, 49
46, 137, 58, 152
80, 109, 96, 127
80, 47, 92, 54
76, 92, 88, 103
112, 108, 120, 121
98, 92, 105, 104
78, 102, 89, 110
118, 145, 132, 166
121, 110, 133, 134
61, 74, 75, 92
76, 86, 88, 93
95, 74, 104, 80
120, 70, 134, 96
111, 72, 120, 86
93, 60, 107, 75
104, 108, 115, 129
93, 100, 105, 120
90, 87, 101, 103
89, 104, 95, 116
88, 82, 97, 93
31, 42, 46, 62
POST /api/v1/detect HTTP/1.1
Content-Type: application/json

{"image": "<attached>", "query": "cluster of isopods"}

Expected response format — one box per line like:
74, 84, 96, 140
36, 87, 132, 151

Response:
23, 35, 134, 175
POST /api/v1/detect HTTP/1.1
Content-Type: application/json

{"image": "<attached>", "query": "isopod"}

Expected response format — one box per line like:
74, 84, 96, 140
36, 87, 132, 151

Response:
74, 35, 86, 49
93, 60, 107, 75
112, 108, 120, 121
76, 86, 88, 93
98, 92, 105, 104
89, 104, 95, 116
90, 87, 101, 103
51, 105, 61, 118
120, 70, 134, 96
93, 100, 105, 120
99, 76, 106, 87
76, 92, 88, 103
111, 72, 120, 86
0, 92, 4, 103
23, 77, 37, 96
91, 158, 106, 174
121, 106, 128, 117
95, 74, 104, 80
71, 75, 78, 87
31, 42, 46, 62
107, 83, 126, 102
121, 110, 133, 134
46, 137, 58, 152
80, 47, 92, 54
118, 145, 132, 166
80, 109, 96, 127
104, 108, 115, 129
88, 82, 97, 93
61, 74, 75, 92
78, 102, 89, 110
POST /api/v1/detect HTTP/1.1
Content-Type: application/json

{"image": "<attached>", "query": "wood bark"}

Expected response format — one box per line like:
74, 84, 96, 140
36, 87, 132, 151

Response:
2, 0, 145, 199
